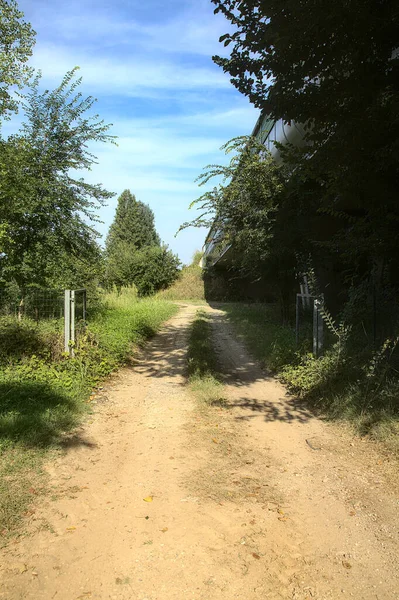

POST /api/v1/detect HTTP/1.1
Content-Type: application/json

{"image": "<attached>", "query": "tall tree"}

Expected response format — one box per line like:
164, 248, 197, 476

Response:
106, 189, 160, 257
0, 69, 115, 288
105, 190, 180, 294
211, 0, 399, 305
0, 0, 35, 120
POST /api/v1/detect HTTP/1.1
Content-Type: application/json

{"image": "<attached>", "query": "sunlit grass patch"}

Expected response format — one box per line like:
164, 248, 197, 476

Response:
187, 310, 225, 405
157, 254, 206, 302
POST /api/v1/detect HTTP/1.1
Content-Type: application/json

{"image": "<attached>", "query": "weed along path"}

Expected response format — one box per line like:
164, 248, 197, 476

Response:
1, 304, 399, 600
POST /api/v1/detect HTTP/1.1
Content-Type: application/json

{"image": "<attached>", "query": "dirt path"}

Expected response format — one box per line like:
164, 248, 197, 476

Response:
1, 304, 398, 600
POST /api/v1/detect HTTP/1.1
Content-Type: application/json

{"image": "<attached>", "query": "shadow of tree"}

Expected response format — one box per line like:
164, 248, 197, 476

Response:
227, 396, 314, 424
0, 381, 80, 448
208, 309, 316, 425
131, 307, 316, 426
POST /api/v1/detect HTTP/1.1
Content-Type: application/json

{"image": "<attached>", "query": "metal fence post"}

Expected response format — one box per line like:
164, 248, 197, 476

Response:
313, 299, 324, 357
64, 290, 71, 353
296, 293, 300, 346
70, 290, 75, 357
317, 302, 324, 356
82, 289, 87, 323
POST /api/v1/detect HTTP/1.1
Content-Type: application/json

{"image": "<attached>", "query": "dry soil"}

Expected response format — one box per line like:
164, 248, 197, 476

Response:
0, 304, 398, 600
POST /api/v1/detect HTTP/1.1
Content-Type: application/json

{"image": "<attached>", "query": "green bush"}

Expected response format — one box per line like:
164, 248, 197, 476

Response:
105, 241, 180, 296
223, 303, 399, 445
0, 297, 177, 451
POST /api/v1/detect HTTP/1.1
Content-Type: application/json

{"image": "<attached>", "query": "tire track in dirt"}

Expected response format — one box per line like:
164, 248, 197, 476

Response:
0, 303, 398, 600
208, 304, 399, 600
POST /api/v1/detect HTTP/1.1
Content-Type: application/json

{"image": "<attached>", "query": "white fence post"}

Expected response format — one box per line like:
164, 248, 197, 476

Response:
64, 289, 71, 353
70, 290, 75, 357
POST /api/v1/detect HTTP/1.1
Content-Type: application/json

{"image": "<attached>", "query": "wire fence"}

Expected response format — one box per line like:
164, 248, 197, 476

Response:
0, 288, 87, 322
0, 288, 64, 321
0, 288, 87, 356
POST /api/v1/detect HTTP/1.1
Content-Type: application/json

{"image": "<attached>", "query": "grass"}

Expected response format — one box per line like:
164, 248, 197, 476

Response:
220, 303, 301, 371
186, 310, 226, 405
157, 255, 206, 302
221, 302, 399, 450
0, 292, 178, 538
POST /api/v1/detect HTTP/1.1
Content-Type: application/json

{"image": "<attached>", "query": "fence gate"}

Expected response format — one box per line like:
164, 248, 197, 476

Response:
64, 289, 87, 356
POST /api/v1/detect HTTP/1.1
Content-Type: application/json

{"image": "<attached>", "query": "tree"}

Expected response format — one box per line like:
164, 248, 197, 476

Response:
105, 240, 180, 295
125, 245, 180, 296
0, 0, 35, 120
0, 69, 115, 289
181, 136, 297, 315
105, 189, 180, 294
211, 0, 399, 314
105, 189, 160, 258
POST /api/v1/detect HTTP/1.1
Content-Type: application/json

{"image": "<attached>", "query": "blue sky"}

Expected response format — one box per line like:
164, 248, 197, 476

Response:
15, 0, 258, 264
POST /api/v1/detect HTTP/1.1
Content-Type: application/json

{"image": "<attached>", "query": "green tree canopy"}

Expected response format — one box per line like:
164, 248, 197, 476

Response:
0, 69, 115, 289
211, 0, 399, 302
182, 136, 296, 313
105, 190, 180, 294
106, 189, 160, 256
0, 0, 35, 119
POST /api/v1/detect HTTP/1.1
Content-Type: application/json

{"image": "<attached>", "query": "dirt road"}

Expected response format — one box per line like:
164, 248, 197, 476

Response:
1, 304, 398, 600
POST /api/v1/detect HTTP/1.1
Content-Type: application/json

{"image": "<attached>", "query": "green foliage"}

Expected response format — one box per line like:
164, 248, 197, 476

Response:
181, 136, 283, 235
157, 251, 205, 302
105, 189, 180, 294
0, 296, 177, 533
0, 0, 35, 119
44, 245, 105, 299
0, 316, 63, 363
223, 302, 399, 446
106, 190, 160, 256
129, 246, 180, 296
182, 137, 295, 309
106, 242, 180, 296
212, 0, 399, 314
0, 69, 114, 289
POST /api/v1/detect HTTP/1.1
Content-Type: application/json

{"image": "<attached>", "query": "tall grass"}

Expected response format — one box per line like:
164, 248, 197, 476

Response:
0, 292, 178, 537
157, 255, 205, 302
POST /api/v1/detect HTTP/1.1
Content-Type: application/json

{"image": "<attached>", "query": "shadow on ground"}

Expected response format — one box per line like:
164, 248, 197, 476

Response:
132, 317, 190, 382
133, 307, 316, 426
0, 381, 81, 449
209, 309, 316, 426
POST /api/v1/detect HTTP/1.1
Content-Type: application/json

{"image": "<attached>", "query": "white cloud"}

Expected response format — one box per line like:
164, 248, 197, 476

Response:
14, 0, 258, 263
31, 44, 230, 98
23, 0, 230, 58
109, 106, 258, 135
